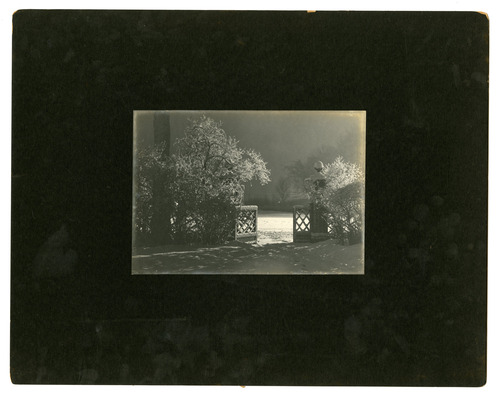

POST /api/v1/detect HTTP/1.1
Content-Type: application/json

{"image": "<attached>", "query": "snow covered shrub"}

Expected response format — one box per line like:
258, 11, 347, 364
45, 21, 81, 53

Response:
306, 156, 364, 244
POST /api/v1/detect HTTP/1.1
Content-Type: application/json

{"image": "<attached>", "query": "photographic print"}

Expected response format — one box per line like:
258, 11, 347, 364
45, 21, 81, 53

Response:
11, 9, 487, 386
132, 111, 365, 274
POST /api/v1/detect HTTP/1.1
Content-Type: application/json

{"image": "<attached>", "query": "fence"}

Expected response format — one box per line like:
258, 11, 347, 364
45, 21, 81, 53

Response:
235, 205, 258, 242
170, 203, 344, 245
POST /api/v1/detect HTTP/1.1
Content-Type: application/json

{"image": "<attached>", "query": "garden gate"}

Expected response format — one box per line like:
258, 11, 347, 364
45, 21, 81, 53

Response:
293, 204, 333, 243
235, 205, 258, 242
293, 205, 311, 242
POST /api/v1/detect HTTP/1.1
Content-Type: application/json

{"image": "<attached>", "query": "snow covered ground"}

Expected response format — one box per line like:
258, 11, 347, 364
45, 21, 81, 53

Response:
257, 210, 293, 245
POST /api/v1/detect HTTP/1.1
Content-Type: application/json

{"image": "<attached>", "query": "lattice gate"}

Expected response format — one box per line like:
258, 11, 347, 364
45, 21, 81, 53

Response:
293, 205, 311, 242
235, 205, 258, 242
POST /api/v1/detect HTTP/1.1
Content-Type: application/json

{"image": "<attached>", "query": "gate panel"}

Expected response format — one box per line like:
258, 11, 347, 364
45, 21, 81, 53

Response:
235, 205, 258, 242
293, 205, 311, 242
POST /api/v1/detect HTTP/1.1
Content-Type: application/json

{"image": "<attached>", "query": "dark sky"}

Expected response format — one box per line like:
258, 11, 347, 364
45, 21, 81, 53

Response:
135, 110, 365, 201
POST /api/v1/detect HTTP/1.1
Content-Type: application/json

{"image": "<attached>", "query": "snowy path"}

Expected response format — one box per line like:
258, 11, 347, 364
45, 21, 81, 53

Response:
257, 210, 293, 245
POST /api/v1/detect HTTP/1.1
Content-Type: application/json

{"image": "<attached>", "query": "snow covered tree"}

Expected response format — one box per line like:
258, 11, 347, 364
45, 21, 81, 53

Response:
134, 116, 270, 246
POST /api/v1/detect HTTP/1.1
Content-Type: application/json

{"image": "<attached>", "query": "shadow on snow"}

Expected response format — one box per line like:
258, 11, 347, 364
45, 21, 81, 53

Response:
132, 239, 363, 275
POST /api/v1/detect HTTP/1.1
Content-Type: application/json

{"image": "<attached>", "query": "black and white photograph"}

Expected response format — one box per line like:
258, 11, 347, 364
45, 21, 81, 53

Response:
132, 111, 365, 274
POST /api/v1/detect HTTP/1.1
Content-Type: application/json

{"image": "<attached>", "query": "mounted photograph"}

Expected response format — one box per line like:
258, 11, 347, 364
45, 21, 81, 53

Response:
132, 110, 365, 274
